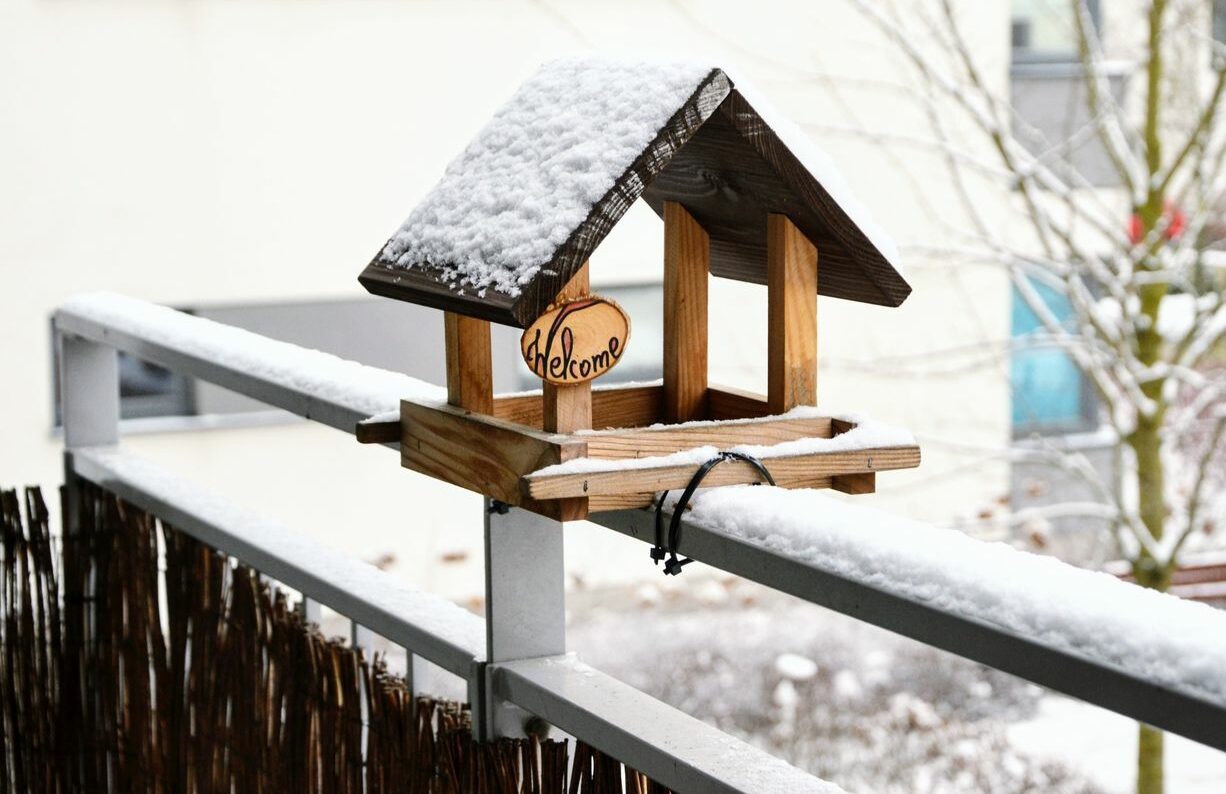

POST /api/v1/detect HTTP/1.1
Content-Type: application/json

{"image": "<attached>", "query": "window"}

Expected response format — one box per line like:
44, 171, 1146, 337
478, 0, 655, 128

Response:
116, 355, 195, 419
52, 321, 197, 424
1011, 0, 1100, 64
1010, 280, 1098, 435
1010, 0, 1126, 186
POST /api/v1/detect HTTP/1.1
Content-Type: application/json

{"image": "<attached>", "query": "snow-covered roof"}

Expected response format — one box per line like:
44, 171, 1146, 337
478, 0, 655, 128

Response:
360, 56, 910, 327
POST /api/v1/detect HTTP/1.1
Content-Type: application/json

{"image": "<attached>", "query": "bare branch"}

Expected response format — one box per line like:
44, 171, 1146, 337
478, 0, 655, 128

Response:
1072, 0, 1144, 198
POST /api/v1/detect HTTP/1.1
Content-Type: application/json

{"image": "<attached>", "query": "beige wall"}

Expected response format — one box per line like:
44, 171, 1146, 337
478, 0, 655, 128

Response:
0, 0, 1011, 595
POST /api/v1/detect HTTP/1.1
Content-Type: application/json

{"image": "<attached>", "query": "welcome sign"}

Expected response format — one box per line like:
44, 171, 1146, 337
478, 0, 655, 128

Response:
520, 296, 631, 385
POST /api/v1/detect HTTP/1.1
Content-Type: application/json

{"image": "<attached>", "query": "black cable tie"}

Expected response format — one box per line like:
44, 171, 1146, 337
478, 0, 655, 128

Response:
487, 500, 511, 515
651, 451, 775, 576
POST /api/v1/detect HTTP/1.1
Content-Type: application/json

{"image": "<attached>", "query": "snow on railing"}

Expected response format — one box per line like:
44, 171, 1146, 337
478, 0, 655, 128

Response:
70, 445, 486, 677
57, 292, 445, 433
593, 487, 1226, 749
53, 294, 1226, 792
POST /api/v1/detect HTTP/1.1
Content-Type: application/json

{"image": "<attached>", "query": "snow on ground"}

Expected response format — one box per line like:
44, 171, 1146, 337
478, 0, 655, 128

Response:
317, 569, 1226, 792
565, 577, 1110, 793
1009, 696, 1226, 794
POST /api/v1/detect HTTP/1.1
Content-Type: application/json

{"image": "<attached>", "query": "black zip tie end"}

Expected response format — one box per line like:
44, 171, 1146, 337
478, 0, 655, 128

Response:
663, 556, 691, 576
650, 450, 774, 578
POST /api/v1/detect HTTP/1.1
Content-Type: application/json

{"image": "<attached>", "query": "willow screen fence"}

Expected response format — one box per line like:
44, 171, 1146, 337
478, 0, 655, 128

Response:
0, 484, 669, 794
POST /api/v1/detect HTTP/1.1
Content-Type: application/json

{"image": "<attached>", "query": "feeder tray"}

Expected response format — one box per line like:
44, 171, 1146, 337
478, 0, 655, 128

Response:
358, 393, 919, 521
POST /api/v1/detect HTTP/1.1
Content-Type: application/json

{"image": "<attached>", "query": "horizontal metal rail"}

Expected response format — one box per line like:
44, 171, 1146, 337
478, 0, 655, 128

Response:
55, 294, 443, 440
591, 508, 1226, 752
70, 445, 485, 679
494, 656, 839, 794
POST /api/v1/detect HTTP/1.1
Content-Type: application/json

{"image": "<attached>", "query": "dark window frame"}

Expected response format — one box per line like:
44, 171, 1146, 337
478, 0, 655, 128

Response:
50, 315, 198, 427
1011, 0, 1102, 65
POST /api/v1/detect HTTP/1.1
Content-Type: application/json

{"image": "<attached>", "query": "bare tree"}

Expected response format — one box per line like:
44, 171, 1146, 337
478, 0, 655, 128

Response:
841, 1, 1226, 791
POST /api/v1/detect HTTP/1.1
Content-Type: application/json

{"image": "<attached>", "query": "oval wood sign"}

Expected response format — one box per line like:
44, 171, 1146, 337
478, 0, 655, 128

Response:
520, 296, 630, 385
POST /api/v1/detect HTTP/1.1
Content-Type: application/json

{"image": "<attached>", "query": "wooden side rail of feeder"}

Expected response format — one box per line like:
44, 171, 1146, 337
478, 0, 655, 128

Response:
359, 397, 919, 519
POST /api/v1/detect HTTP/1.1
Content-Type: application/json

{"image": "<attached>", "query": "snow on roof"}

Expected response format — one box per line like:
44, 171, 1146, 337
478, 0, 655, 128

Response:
381, 57, 715, 299
370, 55, 905, 323
59, 292, 446, 419
682, 486, 1226, 705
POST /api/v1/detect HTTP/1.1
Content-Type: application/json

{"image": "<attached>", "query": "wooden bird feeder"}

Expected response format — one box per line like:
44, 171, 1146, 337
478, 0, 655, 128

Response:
356, 59, 920, 520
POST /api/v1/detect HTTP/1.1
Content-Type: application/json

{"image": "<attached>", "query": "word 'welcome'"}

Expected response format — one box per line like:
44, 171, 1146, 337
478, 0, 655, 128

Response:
520, 297, 630, 385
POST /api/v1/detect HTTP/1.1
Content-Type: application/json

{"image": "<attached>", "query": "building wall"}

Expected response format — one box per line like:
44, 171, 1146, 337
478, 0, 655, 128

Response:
0, 0, 1011, 596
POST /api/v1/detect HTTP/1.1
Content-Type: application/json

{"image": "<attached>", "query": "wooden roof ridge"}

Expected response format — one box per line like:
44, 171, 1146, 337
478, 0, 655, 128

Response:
360, 63, 910, 327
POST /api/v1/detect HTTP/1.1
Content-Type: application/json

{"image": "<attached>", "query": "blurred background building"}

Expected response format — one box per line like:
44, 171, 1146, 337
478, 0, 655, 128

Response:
0, 0, 1011, 596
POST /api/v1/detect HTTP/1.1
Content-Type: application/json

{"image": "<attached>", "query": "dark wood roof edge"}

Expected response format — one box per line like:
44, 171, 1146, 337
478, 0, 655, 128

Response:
359, 256, 519, 326
718, 81, 911, 307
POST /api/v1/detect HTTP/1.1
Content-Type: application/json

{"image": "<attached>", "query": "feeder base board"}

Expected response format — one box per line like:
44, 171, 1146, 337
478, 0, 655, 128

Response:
369, 383, 919, 521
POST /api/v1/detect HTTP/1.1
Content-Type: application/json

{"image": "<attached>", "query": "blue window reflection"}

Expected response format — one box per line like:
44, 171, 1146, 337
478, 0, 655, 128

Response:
1011, 280, 1096, 434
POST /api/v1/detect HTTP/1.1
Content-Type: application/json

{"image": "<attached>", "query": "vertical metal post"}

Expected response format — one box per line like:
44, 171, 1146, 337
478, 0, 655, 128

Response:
60, 333, 120, 450
60, 330, 120, 541
299, 597, 323, 626
351, 621, 376, 656
477, 501, 565, 739
60, 331, 120, 614
58, 330, 119, 789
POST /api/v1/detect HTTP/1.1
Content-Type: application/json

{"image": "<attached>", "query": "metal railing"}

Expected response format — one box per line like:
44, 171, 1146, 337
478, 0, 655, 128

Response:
53, 295, 1226, 793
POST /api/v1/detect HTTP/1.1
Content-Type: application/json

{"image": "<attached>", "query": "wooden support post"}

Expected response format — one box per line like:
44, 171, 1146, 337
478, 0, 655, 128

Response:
663, 202, 709, 422
542, 263, 592, 433
767, 214, 818, 414
444, 312, 493, 413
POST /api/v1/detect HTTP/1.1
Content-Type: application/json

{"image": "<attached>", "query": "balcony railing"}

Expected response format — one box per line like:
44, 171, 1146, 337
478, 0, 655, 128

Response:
54, 293, 1226, 793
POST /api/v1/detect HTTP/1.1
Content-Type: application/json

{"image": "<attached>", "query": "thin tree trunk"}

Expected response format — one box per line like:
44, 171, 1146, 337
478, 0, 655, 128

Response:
1133, 1, 1170, 787
1127, 414, 1170, 794
1138, 725, 1165, 794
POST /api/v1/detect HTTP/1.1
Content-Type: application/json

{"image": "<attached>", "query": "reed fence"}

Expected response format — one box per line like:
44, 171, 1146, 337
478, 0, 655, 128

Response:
0, 484, 669, 793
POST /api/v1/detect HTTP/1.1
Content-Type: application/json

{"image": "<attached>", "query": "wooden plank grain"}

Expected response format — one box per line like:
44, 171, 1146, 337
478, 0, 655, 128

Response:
831, 472, 876, 494
542, 263, 593, 433
400, 400, 585, 519
706, 385, 771, 420
663, 202, 710, 422
583, 416, 833, 460
492, 385, 664, 430
444, 312, 493, 413
767, 214, 818, 414
355, 419, 400, 444
524, 445, 921, 500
